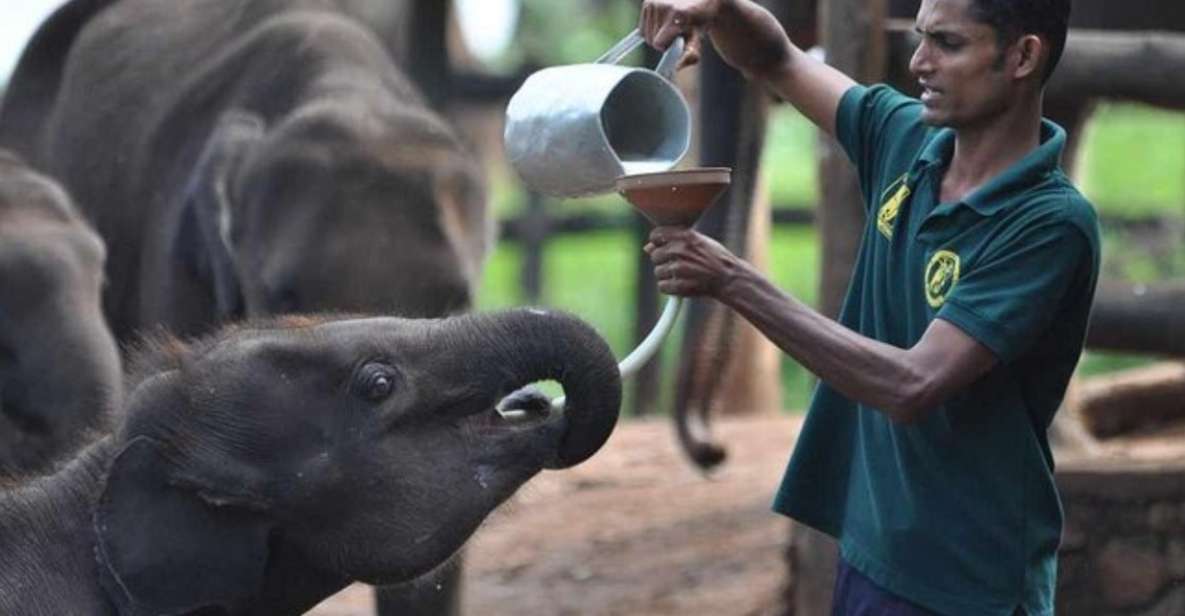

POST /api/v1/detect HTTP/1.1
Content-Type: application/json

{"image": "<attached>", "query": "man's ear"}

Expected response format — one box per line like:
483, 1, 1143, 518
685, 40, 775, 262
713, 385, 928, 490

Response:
175, 111, 265, 322
95, 436, 272, 615
1012, 34, 1044, 81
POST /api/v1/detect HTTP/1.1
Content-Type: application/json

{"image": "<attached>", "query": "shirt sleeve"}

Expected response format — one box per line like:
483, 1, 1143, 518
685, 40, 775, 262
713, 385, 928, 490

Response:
936, 215, 1094, 364
834, 84, 926, 212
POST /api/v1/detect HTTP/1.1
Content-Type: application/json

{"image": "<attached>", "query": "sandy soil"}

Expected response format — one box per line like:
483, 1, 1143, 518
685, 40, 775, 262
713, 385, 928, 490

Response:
309, 414, 803, 616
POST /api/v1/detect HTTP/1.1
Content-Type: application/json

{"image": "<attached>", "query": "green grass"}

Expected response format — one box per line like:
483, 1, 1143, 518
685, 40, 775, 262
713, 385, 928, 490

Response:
479, 102, 1185, 415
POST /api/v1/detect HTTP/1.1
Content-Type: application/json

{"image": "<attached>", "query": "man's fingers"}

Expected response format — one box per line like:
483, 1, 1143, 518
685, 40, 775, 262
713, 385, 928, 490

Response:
653, 22, 684, 53
649, 245, 677, 265
640, 3, 656, 43
650, 225, 690, 244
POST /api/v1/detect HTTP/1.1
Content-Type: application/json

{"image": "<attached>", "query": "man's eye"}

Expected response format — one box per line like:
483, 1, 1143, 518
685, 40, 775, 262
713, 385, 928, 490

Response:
935, 37, 962, 51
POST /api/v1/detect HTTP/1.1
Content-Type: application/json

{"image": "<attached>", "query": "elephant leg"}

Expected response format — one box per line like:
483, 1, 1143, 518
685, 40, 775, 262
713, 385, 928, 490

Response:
374, 552, 463, 616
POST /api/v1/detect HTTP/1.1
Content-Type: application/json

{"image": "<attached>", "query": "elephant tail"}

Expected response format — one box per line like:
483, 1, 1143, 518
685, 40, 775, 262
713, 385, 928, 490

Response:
0, 0, 119, 161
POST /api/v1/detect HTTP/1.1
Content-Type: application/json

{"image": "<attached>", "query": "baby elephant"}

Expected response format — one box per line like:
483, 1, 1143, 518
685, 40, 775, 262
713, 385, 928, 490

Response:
0, 150, 121, 477
0, 308, 621, 615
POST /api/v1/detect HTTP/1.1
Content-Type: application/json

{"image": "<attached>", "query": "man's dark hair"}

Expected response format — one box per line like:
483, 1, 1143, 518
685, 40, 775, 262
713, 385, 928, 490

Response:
968, 0, 1071, 83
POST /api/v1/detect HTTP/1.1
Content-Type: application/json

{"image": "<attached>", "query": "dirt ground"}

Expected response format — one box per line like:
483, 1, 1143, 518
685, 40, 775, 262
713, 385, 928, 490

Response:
303, 406, 1185, 616
309, 414, 803, 616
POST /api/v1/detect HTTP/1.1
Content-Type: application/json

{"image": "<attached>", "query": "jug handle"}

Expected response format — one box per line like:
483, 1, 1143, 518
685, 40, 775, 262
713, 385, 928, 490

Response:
596, 29, 645, 65
596, 29, 686, 82
654, 36, 685, 81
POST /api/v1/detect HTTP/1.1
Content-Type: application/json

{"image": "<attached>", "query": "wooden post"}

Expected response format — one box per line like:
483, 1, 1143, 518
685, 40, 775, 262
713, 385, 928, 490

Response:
672, 37, 772, 468
630, 46, 667, 418
791, 0, 886, 613
631, 210, 662, 416
406, 0, 453, 110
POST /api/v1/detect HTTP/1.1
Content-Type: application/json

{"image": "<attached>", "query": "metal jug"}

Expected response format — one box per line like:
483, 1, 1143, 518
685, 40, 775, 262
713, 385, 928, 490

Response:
504, 31, 690, 197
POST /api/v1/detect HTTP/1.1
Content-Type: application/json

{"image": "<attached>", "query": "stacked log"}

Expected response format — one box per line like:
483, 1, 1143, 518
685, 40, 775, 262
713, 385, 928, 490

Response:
1075, 363, 1185, 438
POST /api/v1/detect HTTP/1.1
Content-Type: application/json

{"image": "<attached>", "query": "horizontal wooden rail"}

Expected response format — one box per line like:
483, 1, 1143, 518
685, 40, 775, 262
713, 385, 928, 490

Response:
496, 207, 1180, 241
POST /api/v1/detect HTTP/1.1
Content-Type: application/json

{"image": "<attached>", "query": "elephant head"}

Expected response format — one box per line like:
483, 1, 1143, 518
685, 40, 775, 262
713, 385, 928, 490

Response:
95, 307, 620, 614
0, 150, 121, 475
169, 103, 490, 332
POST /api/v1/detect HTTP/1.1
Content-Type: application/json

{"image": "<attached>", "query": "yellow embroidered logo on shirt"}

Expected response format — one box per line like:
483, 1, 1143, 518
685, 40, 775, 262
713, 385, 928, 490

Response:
925, 250, 961, 308
877, 176, 910, 239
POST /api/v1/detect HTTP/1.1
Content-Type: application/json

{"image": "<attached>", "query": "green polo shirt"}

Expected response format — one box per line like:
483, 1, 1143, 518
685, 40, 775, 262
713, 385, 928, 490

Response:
772, 85, 1100, 616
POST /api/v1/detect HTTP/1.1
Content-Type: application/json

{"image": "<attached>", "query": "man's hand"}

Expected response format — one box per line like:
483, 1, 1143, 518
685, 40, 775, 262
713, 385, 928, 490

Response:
639, 0, 727, 69
639, 0, 791, 82
640, 0, 854, 136
644, 226, 744, 297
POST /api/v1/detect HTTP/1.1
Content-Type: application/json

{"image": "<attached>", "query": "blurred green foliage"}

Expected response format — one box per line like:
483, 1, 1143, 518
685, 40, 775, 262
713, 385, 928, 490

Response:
484, 0, 643, 71
1080, 103, 1185, 218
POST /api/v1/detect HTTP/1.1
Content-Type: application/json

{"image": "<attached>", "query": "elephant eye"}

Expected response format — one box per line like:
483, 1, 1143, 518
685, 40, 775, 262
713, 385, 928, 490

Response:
355, 362, 398, 402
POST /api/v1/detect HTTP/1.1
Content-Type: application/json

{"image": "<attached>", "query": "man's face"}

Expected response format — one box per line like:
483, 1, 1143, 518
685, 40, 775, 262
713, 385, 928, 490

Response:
909, 0, 1015, 128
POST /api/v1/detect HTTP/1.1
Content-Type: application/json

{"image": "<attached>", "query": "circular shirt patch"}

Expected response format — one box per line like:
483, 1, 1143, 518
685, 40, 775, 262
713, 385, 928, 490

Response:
925, 250, 960, 308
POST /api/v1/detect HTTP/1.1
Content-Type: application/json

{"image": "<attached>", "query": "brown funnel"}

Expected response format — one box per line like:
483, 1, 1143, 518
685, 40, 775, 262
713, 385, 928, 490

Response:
616, 167, 732, 227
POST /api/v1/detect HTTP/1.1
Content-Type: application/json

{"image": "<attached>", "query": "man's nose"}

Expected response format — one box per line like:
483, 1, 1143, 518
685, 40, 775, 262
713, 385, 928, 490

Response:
909, 41, 932, 77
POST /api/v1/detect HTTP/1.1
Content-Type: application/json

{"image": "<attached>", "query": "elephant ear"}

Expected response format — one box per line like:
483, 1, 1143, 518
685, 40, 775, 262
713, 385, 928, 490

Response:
96, 436, 271, 614
97, 371, 271, 613
176, 111, 265, 322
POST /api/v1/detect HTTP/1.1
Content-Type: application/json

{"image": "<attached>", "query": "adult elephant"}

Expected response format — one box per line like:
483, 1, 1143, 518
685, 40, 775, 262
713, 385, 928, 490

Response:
0, 0, 492, 345
0, 150, 122, 477
0, 307, 622, 615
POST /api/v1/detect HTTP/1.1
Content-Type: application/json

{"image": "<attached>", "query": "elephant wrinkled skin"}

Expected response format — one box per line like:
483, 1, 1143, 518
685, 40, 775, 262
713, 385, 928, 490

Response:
0, 308, 622, 615
0, 150, 121, 477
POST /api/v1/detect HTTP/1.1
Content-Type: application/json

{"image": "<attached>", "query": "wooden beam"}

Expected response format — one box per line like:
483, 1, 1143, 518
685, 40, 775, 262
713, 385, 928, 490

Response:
890, 0, 1185, 32
1075, 362, 1185, 438
1086, 280, 1185, 356
887, 23, 1185, 110
1049, 30, 1185, 110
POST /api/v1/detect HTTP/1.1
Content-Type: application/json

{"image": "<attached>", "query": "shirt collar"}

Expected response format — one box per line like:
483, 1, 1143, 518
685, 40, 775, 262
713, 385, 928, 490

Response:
911, 120, 1067, 216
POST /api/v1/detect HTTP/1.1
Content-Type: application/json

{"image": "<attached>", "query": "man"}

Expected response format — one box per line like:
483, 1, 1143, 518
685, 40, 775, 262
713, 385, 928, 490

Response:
639, 1, 1097, 615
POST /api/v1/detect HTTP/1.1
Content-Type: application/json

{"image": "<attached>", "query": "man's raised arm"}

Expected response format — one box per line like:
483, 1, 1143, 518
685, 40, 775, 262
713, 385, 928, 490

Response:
640, 0, 857, 137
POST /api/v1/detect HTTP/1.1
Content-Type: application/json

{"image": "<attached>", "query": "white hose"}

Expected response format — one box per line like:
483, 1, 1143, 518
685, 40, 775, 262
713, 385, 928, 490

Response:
550, 295, 683, 412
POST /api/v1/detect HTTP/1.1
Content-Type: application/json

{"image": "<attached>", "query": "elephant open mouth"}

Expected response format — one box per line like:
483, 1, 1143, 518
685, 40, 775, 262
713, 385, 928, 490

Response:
494, 385, 554, 424
460, 387, 566, 471
462, 398, 554, 434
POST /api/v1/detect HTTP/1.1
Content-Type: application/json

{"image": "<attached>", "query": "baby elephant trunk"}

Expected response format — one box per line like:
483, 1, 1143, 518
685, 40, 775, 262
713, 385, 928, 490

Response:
444, 308, 623, 468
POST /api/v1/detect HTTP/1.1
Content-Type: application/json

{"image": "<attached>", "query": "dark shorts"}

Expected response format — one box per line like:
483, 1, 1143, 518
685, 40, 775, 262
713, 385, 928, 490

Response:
831, 560, 1027, 616
832, 559, 939, 616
